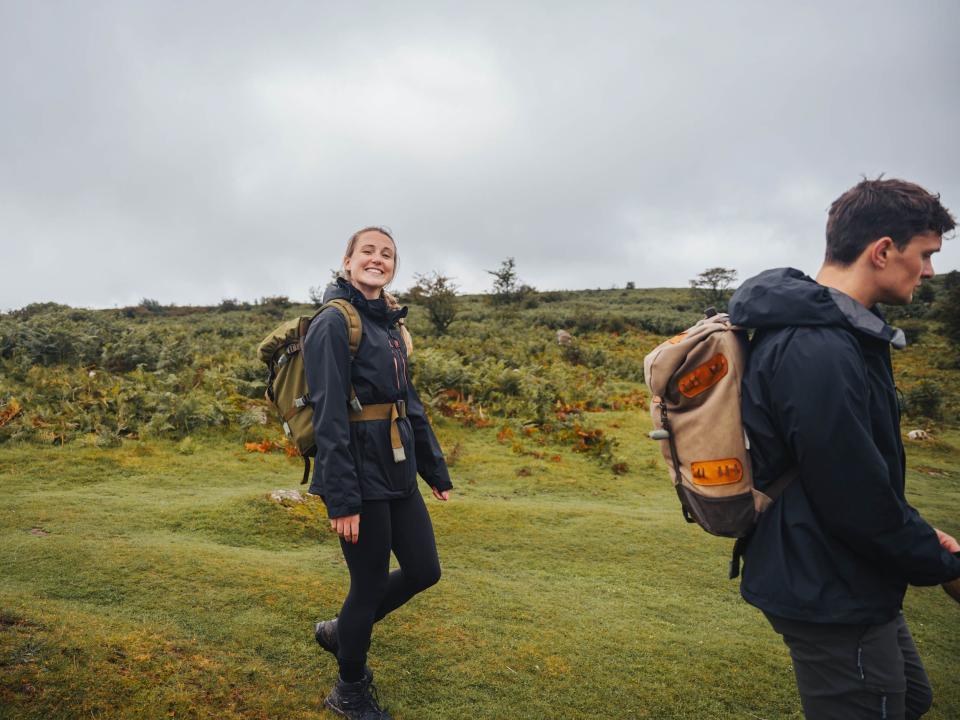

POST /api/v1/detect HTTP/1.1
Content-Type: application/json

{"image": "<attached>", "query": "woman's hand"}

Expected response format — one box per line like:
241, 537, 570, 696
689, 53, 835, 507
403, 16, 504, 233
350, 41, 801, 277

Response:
935, 528, 960, 553
330, 514, 360, 543
431, 487, 450, 502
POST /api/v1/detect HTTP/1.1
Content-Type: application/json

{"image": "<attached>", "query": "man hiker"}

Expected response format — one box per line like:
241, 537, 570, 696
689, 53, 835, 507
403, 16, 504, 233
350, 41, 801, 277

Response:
728, 177, 960, 719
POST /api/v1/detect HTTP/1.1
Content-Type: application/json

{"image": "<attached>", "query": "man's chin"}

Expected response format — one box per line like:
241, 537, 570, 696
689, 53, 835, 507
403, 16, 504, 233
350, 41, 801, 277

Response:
877, 285, 916, 306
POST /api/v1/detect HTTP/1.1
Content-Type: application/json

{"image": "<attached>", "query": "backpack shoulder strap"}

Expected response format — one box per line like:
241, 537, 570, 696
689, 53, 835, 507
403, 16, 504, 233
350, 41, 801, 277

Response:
317, 299, 363, 356
318, 298, 364, 414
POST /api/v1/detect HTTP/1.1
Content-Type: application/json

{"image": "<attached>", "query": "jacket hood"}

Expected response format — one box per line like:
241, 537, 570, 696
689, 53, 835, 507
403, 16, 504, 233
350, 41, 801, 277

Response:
729, 268, 905, 349
322, 277, 408, 324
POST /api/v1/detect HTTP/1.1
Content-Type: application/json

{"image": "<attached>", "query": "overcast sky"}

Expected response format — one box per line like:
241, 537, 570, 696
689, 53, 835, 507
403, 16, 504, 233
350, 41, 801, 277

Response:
2, 1, 958, 309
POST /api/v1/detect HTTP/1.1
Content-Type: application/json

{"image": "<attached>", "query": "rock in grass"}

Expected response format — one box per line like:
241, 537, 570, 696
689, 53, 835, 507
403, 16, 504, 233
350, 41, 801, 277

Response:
269, 489, 305, 505
907, 429, 930, 441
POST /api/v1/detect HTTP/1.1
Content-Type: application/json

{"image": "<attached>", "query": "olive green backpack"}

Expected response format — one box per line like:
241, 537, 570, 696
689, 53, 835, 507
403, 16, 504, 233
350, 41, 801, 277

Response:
257, 299, 362, 484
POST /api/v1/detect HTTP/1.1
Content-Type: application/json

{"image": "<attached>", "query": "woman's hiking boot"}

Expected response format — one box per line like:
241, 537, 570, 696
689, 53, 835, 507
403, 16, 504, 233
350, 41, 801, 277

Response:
314, 619, 339, 655
324, 675, 392, 720
314, 618, 372, 682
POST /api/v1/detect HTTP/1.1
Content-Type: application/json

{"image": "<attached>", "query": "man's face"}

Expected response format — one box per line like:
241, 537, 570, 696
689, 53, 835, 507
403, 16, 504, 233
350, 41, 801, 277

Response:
877, 231, 942, 305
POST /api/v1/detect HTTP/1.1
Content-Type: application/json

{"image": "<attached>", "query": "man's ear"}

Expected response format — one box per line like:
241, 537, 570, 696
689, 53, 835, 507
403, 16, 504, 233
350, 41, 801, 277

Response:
867, 237, 895, 269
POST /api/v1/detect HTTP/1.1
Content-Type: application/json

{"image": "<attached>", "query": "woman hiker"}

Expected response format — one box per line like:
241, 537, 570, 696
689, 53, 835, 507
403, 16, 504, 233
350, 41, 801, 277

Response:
303, 226, 453, 720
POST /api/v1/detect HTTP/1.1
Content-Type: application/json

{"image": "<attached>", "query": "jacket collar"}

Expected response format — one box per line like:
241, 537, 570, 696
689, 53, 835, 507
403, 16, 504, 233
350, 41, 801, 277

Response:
323, 277, 408, 324
826, 287, 906, 349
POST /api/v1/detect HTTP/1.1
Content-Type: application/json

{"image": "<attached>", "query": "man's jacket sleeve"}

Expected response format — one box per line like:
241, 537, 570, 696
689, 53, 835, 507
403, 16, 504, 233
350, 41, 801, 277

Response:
303, 311, 362, 518
405, 381, 453, 492
770, 329, 960, 586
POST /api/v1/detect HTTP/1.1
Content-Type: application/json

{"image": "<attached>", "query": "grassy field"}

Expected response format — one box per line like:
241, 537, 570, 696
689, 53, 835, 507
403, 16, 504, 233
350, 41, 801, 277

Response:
2, 409, 959, 719
2, 284, 958, 718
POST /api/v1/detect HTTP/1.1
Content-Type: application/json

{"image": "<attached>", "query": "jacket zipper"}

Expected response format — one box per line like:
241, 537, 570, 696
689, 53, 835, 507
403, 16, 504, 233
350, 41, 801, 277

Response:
389, 337, 402, 390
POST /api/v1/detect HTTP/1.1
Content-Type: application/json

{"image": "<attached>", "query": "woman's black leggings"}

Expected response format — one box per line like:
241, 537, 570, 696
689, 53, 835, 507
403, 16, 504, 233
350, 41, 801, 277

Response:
336, 490, 441, 681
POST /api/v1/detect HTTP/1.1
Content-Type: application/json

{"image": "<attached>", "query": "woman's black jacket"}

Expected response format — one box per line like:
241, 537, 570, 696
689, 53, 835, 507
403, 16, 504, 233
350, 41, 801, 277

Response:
730, 268, 960, 625
302, 279, 452, 518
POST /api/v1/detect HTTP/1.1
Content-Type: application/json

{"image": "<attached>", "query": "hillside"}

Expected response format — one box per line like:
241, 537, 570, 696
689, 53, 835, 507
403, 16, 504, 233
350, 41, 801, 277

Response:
1, 284, 959, 719
1, 282, 956, 453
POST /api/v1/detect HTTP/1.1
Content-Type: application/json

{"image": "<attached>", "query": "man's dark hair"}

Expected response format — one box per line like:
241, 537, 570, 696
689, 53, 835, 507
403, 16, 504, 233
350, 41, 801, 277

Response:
825, 177, 955, 265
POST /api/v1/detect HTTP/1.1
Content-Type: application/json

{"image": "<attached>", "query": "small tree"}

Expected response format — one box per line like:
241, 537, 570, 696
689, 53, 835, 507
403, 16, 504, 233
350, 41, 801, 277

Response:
689, 267, 738, 311
308, 270, 342, 307
411, 271, 459, 334
486, 257, 535, 305
487, 257, 519, 304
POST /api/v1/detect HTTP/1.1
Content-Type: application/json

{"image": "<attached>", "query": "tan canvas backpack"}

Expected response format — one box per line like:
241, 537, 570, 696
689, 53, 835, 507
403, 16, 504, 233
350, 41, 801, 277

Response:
643, 310, 795, 573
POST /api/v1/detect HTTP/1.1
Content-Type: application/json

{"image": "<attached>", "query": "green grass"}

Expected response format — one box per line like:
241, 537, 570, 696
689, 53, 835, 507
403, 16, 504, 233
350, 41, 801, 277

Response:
2, 414, 959, 719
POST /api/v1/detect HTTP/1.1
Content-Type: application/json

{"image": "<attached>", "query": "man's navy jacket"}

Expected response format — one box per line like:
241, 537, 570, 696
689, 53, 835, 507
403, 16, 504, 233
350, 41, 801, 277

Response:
730, 268, 960, 624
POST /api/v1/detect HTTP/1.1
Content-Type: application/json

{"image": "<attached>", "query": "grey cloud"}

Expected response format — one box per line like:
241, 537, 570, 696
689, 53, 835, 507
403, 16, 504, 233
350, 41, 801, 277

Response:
2, 1, 958, 308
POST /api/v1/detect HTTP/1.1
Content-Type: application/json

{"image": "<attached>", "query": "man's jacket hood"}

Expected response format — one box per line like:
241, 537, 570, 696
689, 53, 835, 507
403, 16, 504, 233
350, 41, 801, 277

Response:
729, 267, 905, 349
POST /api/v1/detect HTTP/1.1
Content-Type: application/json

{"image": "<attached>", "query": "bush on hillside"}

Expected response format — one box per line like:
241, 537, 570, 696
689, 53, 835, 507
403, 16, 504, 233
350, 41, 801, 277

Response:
7, 302, 71, 320
0, 309, 108, 367
898, 320, 928, 345
140, 298, 165, 314
218, 298, 250, 312
411, 272, 460, 334
689, 267, 738, 312
937, 270, 960, 345
904, 380, 943, 420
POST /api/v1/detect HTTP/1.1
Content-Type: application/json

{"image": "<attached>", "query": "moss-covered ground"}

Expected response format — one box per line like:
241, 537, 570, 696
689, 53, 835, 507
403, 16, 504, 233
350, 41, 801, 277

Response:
2, 411, 959, 719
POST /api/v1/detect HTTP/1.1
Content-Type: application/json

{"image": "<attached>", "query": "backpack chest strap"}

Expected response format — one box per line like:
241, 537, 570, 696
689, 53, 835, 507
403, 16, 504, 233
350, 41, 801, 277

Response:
349, 401, 407, 463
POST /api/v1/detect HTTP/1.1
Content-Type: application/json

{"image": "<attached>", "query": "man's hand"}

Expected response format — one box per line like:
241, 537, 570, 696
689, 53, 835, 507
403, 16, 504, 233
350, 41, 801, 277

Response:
330, 514, 360, 544
935, 528, 960, 553
431, 487, 450, 501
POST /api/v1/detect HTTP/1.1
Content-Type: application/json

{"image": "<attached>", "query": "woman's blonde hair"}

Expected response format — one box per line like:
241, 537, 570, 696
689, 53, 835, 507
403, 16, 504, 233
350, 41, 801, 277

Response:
341, 226, 413, 354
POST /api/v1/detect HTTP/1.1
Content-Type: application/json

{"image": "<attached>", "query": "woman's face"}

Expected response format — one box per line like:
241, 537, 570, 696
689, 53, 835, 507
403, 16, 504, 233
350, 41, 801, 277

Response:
344, 230, 396, 300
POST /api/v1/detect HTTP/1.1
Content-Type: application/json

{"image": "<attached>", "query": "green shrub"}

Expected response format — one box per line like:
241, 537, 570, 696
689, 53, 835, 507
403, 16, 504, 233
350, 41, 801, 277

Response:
139, 298, 165, 314
898, 320, 928, 345
904, 380, 943, 420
